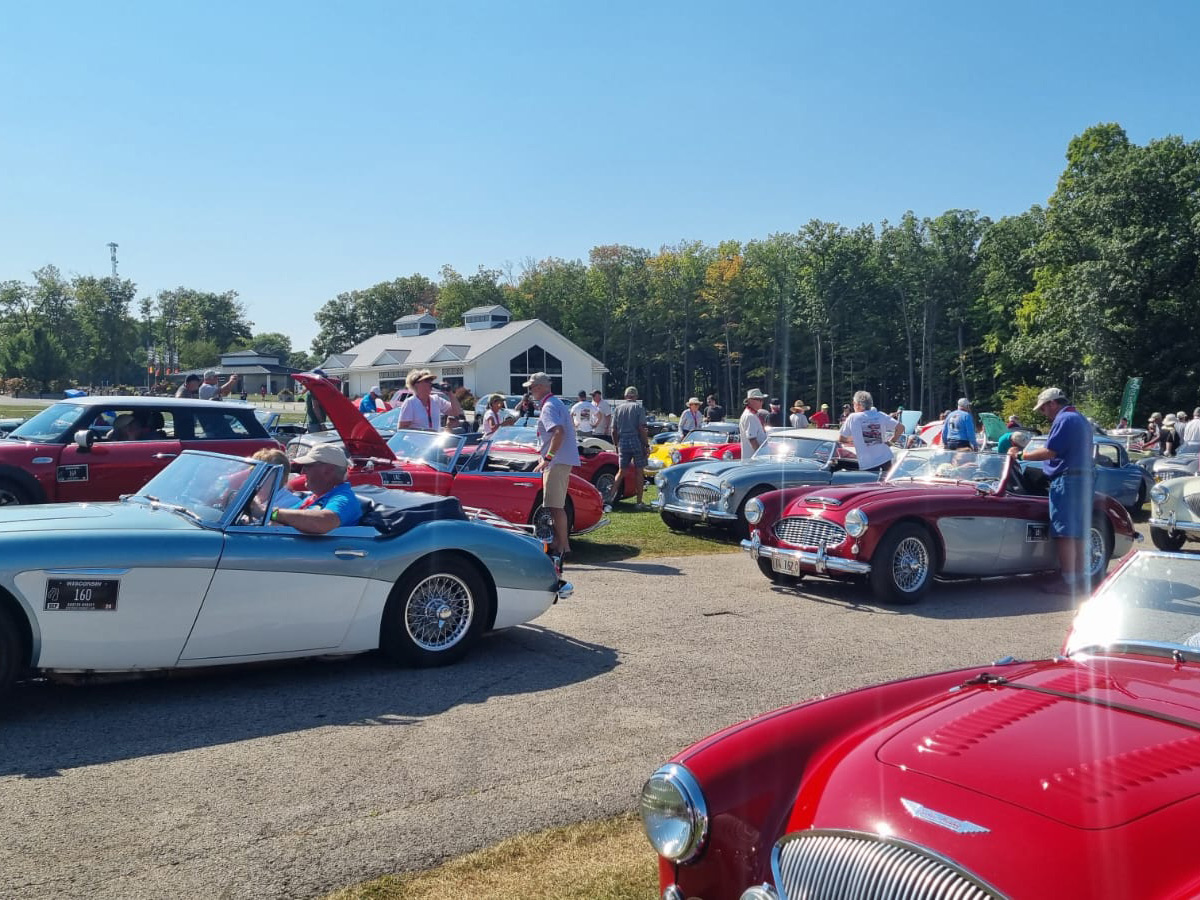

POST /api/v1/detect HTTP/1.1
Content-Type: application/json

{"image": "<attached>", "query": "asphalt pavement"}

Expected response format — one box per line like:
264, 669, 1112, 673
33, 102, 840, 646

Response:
0, 532, 1137, 899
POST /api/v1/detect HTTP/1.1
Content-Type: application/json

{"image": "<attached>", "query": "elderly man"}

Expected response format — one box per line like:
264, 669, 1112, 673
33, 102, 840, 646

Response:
397, 370, 462, 431
525, 372, 580, 556
175, 374, 201, 399
839, 390, 902, 473
270, 443, 361, 535
612, 385, 650, 509
739, 389, 768, 458
1009, 387, 1093, 594
941, 397, 978, 450
199, 369, 238, 400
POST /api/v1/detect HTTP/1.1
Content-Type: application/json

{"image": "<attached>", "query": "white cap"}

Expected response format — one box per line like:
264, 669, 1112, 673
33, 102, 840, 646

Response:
292, 443, 348, 468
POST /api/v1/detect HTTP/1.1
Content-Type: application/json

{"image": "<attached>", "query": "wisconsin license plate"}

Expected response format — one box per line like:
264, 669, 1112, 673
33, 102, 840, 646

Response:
772, 555, 803, 577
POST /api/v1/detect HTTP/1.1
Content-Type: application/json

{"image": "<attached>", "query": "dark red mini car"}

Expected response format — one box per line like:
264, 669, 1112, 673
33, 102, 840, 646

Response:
0, 397, 279, 505
642, 548, 1200, 899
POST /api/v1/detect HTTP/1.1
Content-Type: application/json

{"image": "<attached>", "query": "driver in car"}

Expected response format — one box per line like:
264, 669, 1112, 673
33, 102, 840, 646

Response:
270, 444, 362, 534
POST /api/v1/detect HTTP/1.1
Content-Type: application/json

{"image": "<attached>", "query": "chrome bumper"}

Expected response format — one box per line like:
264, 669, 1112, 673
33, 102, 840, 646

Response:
655, 499, 737, 522
573, 516, 610, 536
741, 531, 872, 576
1149, 515, 1200, 534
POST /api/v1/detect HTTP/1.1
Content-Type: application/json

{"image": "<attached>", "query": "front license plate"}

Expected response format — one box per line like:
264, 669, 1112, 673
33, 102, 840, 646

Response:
44, 578, 119, 611
772, 555, 803, 577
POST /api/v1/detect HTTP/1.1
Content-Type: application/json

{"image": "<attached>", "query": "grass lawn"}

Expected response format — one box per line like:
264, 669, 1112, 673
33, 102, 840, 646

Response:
572, 484, 741, 562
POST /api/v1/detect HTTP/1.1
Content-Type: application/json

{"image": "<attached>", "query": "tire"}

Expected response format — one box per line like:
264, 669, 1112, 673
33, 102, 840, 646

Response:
1151, 526, 1186, 552
380, 554, 490, 667
1087, 515, 1114, 583
757, 557, 803, 585
0, 605, 25, 694
592, 467, 619, 505
1134, 482, 1147, 512
531, 499, 574, 541
869, 522, 935, 604
661, 511, 693, 532
0, 479, 30, 507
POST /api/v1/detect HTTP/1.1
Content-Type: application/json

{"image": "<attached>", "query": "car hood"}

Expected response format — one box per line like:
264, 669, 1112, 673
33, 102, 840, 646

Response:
683, 457, 826, 482
294, 373, 394, 461
876, 661, 1200, 829
0, 501, 199, 533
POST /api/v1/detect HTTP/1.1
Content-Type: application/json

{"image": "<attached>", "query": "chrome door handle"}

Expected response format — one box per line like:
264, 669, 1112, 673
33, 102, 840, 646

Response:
153, 453, 178, 459
513, 481, 535, 488
334, 549, 366, 559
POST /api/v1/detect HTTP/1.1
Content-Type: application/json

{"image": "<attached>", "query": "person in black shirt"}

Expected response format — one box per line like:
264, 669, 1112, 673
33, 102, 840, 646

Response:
704, 394, 725, 423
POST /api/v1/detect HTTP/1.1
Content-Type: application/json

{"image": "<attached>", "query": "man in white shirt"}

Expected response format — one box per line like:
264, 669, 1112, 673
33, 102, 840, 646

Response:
1184, 407, 1200, 445
838, 390, 902, 473
591, 390, 611, 440
571, 390, 596, 435
739, 389, 768, 459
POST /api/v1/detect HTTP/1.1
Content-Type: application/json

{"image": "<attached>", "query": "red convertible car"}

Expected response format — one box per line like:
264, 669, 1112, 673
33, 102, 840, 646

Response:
486, 425, 640, 504
642, 548, 1200, 899
293, 375, 607, 539
742, 447, 1137, 603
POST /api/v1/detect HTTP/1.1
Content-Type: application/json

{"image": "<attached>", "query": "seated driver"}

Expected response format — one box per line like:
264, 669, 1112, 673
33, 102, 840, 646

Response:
269, 444, 362, 534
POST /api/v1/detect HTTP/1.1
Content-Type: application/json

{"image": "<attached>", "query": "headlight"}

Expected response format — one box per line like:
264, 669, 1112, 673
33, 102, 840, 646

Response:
655, 472, 667, 489
670, 450, 681, 464
647, 458, 662, 470
640, 764, 708, 863
844, 508, 869, 538
1150, 483, 1169, 505
744, 497, 764, 524
721, 449, 733, 460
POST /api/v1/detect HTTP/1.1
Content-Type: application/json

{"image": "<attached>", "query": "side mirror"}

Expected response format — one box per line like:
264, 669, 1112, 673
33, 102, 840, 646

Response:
74, 429, 96, 452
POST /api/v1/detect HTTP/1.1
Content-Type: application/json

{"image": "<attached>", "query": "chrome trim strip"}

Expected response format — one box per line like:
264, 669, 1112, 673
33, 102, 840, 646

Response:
44, 568, 132, 576
659, 501, 737, 521
1149, 516, 1200, 533
900, 798, 989, 834
573, 516, 610, 535
742, 533, 871, 575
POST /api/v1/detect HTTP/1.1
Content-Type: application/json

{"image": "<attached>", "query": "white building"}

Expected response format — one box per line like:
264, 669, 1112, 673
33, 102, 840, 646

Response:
318, 306, 608, 399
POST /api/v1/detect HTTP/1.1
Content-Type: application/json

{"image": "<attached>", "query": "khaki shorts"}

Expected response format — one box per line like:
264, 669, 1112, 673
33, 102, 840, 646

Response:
542, 463, 571, 508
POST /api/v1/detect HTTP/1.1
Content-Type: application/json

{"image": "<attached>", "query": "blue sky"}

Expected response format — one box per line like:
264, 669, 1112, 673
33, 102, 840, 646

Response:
3, 1, 1196, 353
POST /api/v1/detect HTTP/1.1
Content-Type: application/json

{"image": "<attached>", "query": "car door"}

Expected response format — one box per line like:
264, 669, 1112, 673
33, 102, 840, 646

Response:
56, 409, 182, 501
179, 524, 377, 661
454, 449, 539, 523
994, 492, 1057, 574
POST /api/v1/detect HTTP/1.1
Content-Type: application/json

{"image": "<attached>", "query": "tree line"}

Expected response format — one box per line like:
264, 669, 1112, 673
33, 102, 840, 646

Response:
3, 123, 1197, 422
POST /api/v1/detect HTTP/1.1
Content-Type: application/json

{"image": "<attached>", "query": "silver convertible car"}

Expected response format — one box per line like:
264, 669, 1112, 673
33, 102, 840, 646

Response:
652, 428, 884, 534
0, 451, 572, 694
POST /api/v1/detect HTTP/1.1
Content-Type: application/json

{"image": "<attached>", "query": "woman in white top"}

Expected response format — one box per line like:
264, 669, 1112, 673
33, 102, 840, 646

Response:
679, 397, 704, 436
479, 393, 514, 437
789, 400, 810, 429
397, 369, 463, 430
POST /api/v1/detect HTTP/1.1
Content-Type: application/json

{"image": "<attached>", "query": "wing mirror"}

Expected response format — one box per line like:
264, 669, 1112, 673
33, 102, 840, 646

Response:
74, 429, 96, 452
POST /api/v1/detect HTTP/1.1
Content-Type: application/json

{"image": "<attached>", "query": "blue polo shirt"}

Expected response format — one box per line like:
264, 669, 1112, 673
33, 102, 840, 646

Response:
1044, 407, 1092, 479
291, 481, 362, 527
941, 409, 976, 447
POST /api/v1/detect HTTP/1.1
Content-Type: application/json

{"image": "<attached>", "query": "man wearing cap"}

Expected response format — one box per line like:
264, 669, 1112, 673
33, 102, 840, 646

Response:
740, 389, 768, 459
679, 397, 704, 437
839, 391, 903, 473
571, 390, 596, 436
810, 403, 830, 429
525, 372, 581, 554
612, 386, 650, 509
359, 385, 383, 414
397, 369, 462, 431
1008, 387, 1094, 594
175, 373, 201, 399
789, 401, 810, 429
270, 443, 361, 534
199, 369, 238, 401
941, 398, 978, 450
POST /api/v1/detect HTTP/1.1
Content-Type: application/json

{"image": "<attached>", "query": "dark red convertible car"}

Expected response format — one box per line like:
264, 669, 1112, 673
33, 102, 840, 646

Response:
742, 447, 1137, 603
293, 374, 607, 539
642, 548, 1200, 899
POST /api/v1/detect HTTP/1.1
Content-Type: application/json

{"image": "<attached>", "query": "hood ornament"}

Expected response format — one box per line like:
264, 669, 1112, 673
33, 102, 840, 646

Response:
901, 798, 989, 834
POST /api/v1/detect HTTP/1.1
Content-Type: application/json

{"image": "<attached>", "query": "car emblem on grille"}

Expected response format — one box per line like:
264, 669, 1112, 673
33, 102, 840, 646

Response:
901, 798, 989, 834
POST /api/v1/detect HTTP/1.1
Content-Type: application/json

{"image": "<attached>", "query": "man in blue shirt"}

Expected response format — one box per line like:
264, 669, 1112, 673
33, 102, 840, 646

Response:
1007, 387, 1094, 595
941, 398, 977, 450
270, 443, 362, 534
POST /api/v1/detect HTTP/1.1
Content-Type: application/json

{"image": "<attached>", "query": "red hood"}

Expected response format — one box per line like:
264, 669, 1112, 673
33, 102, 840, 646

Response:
782, 480, 975, 513
294, 373, 394, 461
876, 659, 1200, 829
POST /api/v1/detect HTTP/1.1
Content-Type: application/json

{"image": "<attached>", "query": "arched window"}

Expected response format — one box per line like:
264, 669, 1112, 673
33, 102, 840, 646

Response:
510, 346, 563, 395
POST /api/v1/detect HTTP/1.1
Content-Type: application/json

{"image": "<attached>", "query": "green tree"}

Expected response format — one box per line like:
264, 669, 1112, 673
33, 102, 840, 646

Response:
0, 324, 68, 389
74, 276, 140, 385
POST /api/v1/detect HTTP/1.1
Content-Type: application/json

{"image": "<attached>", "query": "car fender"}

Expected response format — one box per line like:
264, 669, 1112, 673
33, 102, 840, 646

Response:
0, 463, 48, 504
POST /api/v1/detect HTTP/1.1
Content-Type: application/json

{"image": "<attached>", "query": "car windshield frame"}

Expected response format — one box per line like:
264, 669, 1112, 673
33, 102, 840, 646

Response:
752, 435, 836, 464
489, 425, 539, 448
1067, 551, 1200, 660
687, 430, 736, 445
384, 429, 469, 472
886, 448, 1008, 485
125, 449, 272, 528
7, 402, 90, 443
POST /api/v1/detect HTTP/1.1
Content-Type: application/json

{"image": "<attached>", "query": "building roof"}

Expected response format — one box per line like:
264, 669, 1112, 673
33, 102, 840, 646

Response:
321, 318, 543, 372
463, 305, 511, 317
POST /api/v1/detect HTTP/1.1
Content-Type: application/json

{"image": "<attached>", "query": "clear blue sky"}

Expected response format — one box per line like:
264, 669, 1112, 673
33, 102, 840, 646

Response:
3, 1, 1196, 354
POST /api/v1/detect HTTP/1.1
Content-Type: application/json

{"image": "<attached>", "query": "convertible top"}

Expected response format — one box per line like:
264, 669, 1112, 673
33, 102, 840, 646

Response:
353, 486, 467, 538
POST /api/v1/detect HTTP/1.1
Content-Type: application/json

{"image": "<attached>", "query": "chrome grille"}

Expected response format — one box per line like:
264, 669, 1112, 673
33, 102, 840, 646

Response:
774, 831, 1002, 900
773, 516, 847, 548
677, 484, 720, 506
1185, 492, 1200, 518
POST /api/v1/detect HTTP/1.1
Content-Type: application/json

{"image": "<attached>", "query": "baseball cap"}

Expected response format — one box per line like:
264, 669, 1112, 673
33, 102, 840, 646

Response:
293, 443, 349, 468
203, 369, 218, 379
184, 373, 200, 383
578, 390, 588, 399
523, 372, 552, 388
1034, 387, 1066, 411
369, 385, 380, 395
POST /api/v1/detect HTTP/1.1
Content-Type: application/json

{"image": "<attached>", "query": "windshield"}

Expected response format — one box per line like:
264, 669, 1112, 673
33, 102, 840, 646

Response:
752, 435, 835, 463
1068, 553, 1200, 658
490, 425, 538, 447
9, 402, 88, 442
129, 452, 261, 525
367, 407, 401, 431
385, 429, 464, 470
687, 430, 735, 445
886, 448, 1007, 483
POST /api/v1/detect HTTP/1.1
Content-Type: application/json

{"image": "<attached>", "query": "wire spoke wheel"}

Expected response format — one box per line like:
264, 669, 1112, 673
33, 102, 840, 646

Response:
404, 573, 475, 652
891, 536, 931, 593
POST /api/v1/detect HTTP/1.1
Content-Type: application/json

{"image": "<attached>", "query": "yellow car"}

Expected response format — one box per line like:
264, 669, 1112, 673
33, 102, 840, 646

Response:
643, 422, 741, 480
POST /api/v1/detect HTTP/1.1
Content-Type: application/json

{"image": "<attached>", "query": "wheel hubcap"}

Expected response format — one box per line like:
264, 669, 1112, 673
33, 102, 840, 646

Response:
405, 574, 474, 651
893, 537, 930, 592
1089, 528, 1105, 576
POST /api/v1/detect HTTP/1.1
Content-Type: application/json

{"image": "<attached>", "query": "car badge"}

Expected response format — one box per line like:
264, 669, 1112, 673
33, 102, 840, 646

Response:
806, 495, 842, 507
901, 798, 989, 834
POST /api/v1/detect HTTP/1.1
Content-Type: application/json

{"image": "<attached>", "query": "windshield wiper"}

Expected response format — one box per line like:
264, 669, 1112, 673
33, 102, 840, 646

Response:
136, 494, 203, 523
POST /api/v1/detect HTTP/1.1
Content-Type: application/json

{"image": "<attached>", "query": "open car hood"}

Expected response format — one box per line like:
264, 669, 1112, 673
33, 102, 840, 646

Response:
294, 374, 394, 462
877, 662, 1200, 829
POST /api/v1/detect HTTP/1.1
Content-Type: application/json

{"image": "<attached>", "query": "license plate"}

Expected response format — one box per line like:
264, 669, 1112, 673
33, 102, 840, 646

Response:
45, 578, 119, 611
772, 555, 803, 577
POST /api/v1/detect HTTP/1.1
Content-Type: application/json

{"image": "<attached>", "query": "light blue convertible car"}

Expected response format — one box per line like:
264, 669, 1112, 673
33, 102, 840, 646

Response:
1024, 434, 1153, 511
0, 450, 572, 694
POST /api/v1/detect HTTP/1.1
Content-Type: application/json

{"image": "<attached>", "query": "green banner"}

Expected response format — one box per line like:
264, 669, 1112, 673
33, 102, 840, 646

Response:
1119, 376, 1142, 425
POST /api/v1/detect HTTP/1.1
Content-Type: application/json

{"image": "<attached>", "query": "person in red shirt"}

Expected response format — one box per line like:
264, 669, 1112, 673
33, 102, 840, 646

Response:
809, 403, 831, 428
